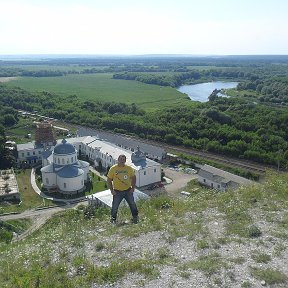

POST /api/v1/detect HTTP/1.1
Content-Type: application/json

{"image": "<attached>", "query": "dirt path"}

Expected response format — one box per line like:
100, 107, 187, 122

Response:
12, 214, 52, 242
1, 205, 75, 242
2, 169, 196, 241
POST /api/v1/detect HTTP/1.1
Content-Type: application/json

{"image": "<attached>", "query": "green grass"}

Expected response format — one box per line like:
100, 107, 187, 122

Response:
0, 219, 32, 243
6, 74, 190, 111
178, 253, 227, 276
251, 252, 271, 263
250, 267, 288, 285
5, 117, 37, 143
2, 64, 88, 73
86, 173, 107, 195
196, 239, 210, 250
0, 172, 288, 286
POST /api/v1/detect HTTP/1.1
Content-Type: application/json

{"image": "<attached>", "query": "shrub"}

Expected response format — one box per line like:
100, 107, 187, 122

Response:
251, 267, 288, 285
0, 228, 13, 243
247, 225, 262, 238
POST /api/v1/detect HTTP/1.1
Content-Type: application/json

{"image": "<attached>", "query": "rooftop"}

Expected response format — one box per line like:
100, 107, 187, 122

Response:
199, 164, 254, 185
53, 139, 76, 155
86, 189, 149, 208
77, 127, 166, 158
0, 169, 19, 197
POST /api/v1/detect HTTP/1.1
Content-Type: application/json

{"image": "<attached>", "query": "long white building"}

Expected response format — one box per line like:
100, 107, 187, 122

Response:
65, 136, 162, 188
17, 136, 162, 188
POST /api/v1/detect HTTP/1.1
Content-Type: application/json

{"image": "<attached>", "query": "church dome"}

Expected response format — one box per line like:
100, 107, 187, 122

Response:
54, 139, 76, 155
131, 146, 146, 163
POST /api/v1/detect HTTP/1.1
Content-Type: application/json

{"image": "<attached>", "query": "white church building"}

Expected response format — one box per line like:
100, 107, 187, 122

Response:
41, 139, 90, 194
34, 136, 161, 194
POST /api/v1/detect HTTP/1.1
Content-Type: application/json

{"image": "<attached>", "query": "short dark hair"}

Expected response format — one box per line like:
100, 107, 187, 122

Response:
118, 154, 126, 160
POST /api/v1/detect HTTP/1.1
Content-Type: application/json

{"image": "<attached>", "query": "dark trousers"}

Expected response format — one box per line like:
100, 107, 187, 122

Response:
111, 189, 138, 220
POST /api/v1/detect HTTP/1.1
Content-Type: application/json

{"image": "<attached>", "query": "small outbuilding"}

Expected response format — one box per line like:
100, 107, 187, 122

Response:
198, 164, 254, 191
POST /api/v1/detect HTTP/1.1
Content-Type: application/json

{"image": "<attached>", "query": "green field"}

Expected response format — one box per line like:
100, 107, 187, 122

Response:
3, 64, 87, 72
6, 74, 190, 111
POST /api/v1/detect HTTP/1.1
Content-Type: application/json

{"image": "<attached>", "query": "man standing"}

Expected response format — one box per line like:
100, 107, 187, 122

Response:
107, 154, 139, 224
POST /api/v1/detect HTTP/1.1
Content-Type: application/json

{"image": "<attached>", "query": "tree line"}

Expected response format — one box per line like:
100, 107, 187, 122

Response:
0, 84, 287, 169
0, 106, 17, 169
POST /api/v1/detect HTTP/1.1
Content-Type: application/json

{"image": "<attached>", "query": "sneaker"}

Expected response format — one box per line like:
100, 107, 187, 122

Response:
132, 216, 138, 224
110, 218, 117, 225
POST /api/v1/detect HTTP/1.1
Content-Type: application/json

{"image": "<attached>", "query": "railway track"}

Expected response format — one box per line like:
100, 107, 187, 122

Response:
54, 119, 271, 174
166, 145, 267, 174
129, 138, 269, 174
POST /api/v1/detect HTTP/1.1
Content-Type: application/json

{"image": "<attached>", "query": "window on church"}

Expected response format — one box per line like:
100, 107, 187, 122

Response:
27, 152, 30, 156
58, 158, 60, 164
144, 171, 146, 175
62, 158, 64, 164
154, 169, 156, 173
64, 183, 66, 188
71, 157, 73, 162
46, 178, 49, 184
22, 153, 24, 157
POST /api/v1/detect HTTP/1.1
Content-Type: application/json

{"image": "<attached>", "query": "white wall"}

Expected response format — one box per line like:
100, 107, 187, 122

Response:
58, 174, 84, 192
53, 152, 77, 166
17, 148, 43, 163
198, 176, 225, 191
136, 165, 161, 187
42, 172, 57, 188
82, 164, 90, 181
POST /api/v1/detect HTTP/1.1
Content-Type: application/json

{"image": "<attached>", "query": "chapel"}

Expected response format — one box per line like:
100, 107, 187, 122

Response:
41, 139, 89, 194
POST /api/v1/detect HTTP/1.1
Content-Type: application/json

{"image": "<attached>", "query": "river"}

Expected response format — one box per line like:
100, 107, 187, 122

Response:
177, 81, 238, 102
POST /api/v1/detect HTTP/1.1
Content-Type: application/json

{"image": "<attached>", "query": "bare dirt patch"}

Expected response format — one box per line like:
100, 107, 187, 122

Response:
163, 168, 197, 195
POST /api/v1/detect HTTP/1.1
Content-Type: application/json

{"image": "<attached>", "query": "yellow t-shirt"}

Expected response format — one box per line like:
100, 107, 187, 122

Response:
107, 164, 135, 191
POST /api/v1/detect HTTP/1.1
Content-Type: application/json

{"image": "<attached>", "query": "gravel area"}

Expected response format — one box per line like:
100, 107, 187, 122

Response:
84, 206, 288, 288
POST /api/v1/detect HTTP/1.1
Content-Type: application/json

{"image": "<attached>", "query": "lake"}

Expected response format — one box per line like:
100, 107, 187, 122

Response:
177, 81, 238, 102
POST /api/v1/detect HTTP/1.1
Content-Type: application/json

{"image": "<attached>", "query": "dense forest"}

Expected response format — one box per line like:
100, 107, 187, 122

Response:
0, 56, 288, 168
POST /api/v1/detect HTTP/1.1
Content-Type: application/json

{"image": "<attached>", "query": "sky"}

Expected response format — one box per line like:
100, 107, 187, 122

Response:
1, 0, 288, 55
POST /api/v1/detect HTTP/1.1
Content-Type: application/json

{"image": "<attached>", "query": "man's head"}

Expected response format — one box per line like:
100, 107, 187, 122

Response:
117, 154, 126, 166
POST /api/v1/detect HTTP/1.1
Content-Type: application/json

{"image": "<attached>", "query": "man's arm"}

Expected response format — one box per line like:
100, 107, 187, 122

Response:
130, 175, 136, 192
107, 177, 116, 195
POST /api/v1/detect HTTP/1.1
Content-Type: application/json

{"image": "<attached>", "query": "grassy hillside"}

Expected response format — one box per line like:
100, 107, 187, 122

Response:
0, 171, 287, 287
5, 74, 189, 111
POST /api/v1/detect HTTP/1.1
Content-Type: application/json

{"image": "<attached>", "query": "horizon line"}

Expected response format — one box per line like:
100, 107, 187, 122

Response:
1, 53, 288, 57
